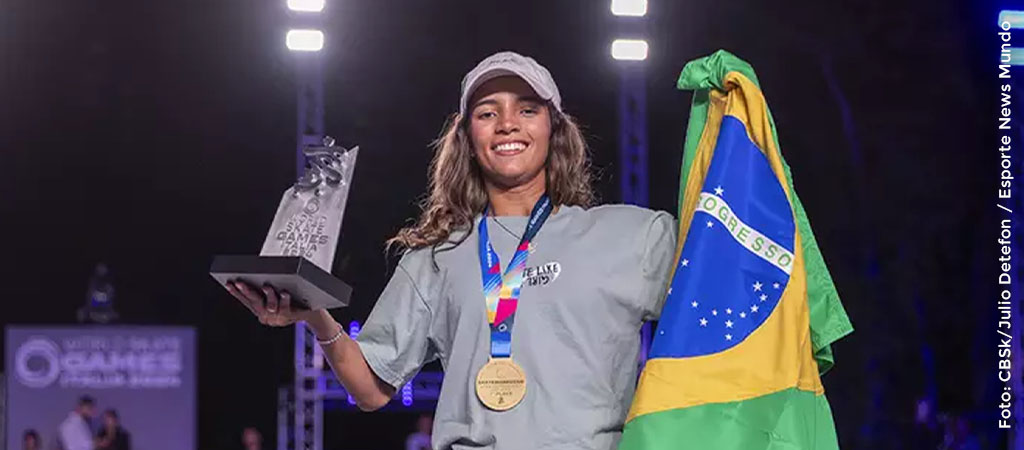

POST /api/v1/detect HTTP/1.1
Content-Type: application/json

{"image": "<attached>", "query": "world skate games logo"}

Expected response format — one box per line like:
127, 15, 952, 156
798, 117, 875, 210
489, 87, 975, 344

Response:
13, 334, 184, 389
14, 337, 61, 388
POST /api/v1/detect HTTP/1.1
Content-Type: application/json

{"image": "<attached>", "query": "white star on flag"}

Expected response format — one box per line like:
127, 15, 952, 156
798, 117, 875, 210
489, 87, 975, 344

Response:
712, 309, 718, 316
725, 320, 734, 328
714, 186, 724, 196
691, 300, 698, 308
760, 294, 768, 301
706, 221, 714, 228
699, 318, 707, 326
751, 305, 759, 313
773, 282, 780, 289
668, 288, 673, 295
725, 334, 733, 341
753, 281, 763, 291
725, 308, 732, 315
681, 259, 690, 267
739, 312, 747, 318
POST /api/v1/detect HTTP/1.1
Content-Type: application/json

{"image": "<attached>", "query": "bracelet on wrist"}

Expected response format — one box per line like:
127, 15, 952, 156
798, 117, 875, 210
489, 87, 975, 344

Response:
316, 323, 345, 346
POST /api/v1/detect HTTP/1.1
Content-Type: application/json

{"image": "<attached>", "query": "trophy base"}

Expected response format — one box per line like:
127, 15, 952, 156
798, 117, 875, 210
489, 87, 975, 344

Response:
209, 255, 351, 310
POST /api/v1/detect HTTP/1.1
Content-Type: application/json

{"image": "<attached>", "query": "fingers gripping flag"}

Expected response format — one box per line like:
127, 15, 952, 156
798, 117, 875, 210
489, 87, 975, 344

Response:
619, 50, 853, 450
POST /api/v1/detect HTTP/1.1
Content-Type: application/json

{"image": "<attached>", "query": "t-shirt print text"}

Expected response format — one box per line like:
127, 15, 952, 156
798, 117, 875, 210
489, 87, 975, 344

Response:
524, 262, 561, 287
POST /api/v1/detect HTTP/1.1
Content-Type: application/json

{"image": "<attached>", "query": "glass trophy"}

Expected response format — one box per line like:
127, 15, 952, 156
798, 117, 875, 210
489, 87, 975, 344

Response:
209, 137, 356, 309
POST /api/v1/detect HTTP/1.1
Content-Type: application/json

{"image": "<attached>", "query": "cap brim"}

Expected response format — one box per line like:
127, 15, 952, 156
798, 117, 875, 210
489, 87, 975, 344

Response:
461, 68, 549, 114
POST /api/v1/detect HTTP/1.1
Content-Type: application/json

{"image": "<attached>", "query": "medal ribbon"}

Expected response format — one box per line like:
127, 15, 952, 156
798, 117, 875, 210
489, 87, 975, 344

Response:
478, 195, 552, 358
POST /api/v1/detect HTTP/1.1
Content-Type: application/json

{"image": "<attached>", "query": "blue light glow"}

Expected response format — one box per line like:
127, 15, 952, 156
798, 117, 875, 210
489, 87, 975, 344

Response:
999, 10, 1024, 29
402, 382, 414, 407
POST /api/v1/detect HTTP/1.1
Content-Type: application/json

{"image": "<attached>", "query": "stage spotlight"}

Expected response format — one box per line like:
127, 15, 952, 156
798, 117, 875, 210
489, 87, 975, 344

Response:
286, 29, 324, 51
999, 10, 1024, 29
288, 0, 325, 12
611, 39, 648, 61
612, 0, 647, 17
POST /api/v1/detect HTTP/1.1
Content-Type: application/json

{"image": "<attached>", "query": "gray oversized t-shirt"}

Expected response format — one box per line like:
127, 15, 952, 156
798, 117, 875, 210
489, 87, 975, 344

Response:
356, 204, 676, 450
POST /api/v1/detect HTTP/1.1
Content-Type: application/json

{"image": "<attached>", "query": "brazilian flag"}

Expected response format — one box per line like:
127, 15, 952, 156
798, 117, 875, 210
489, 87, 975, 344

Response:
619, 51, 854, 449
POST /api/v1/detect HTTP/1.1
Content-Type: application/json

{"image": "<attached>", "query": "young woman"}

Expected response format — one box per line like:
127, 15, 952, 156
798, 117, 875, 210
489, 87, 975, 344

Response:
225, 51, 676, 449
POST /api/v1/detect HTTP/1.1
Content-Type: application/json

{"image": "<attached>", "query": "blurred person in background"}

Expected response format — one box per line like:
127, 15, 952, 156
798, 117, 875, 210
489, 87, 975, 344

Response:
22, 429, 41, 450
911, 397, 941, 449
939, 414, 980, 450
405, 414, 432, 450
241, 427, 264, 450
58, 395, 96, 450
96, 409, 131, 450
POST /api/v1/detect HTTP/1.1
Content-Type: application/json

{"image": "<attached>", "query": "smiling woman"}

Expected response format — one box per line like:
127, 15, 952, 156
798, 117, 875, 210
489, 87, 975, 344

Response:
224, 51, 677, 449
469, 77, 552, 189
388, 54, 595, 252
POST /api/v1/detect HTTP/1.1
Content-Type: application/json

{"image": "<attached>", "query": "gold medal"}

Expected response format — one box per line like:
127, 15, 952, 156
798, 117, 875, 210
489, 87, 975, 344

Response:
475, 358, 527, 411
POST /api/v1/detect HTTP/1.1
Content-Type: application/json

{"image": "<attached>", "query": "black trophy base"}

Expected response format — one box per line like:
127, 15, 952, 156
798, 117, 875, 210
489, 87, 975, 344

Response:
210, 255, 351, 310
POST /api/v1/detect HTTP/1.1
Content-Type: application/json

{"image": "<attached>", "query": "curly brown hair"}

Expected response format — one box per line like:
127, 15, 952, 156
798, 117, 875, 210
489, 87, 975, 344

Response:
387, 104, 595, 253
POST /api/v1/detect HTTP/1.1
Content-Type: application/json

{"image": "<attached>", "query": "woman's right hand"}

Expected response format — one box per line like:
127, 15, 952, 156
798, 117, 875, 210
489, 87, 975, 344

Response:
226, 280, 391, 411
224, 280, 323, 328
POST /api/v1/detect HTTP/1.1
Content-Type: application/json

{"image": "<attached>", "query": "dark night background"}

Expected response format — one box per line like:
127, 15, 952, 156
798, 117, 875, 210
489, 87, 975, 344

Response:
0, 0, 1011, 448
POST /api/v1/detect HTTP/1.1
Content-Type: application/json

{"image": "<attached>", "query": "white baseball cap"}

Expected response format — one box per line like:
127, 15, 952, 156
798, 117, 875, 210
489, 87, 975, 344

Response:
459, 51, 563, 117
